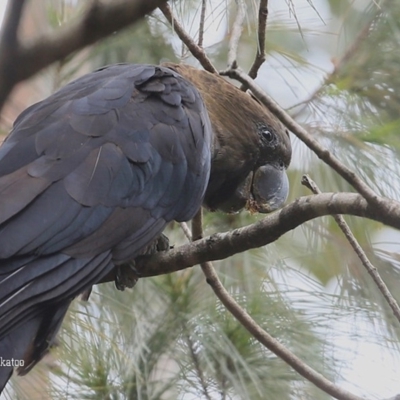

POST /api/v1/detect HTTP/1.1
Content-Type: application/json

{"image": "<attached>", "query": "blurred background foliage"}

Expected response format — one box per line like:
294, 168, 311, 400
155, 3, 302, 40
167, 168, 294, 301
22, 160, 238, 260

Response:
2, 0, 400, 399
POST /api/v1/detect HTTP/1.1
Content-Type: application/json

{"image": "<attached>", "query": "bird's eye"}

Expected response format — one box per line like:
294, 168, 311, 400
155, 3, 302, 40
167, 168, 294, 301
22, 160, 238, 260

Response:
262, 129, 274, 142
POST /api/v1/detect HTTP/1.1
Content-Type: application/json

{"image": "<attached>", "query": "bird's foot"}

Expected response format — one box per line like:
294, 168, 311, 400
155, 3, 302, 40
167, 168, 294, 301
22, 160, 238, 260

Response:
114, 234, 171, 291
155, 233, 170, 252
115, 261, 140, 291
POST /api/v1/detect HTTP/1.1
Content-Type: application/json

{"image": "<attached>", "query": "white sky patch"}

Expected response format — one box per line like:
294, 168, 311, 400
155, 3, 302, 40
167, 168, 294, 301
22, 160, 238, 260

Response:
0, 1, 7, 26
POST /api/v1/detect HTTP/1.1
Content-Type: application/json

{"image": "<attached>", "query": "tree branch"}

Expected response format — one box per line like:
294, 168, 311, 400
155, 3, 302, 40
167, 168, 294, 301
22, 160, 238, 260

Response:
185, 332, 212, 400
180, 222, 193, 241
291, 4, 379, 114
159, 3, 217, 74
186, 210, 213, 400
302, 175, 400, 325
198, 0, 207, 48
227, 0, 246, 69
133, 192, 400, 278
246, 0, 268, 80
191, 209, 203, 241
201, 259, 365, 400
192, 205, 365, 400
0, 0, 168, 112
219, 66, 393, 212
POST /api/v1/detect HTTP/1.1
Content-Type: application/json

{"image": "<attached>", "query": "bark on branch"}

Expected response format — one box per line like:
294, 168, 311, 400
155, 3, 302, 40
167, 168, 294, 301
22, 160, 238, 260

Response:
302, 175, 400, 325
0, 0, 168, 112
134, 192, 400, 278
188, 204, 366, 400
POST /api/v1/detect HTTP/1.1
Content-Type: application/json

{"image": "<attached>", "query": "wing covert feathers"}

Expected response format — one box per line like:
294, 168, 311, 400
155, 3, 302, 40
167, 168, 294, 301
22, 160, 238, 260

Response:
0, 64, 212, 391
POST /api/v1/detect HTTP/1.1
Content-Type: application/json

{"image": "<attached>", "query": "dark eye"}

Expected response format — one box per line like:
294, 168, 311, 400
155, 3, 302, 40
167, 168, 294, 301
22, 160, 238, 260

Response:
262, 129, 274, 142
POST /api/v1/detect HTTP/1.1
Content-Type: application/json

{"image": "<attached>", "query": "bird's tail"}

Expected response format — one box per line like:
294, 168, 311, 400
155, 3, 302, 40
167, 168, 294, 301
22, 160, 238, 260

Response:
0, 251, 114, 394
0, 305, 68, 392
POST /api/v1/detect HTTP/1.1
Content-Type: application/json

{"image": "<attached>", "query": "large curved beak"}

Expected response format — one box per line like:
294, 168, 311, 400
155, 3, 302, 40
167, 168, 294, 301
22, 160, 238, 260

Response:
247, 164, 289, 213
213, 164, 289, 214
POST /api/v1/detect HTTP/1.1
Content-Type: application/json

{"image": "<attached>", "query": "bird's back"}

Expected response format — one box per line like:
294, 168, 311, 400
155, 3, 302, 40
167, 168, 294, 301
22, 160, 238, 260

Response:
0, 64, 212, 391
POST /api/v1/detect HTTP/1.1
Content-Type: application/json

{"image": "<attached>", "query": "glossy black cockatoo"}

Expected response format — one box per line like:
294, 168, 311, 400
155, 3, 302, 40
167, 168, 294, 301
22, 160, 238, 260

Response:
0, 63, 291, 392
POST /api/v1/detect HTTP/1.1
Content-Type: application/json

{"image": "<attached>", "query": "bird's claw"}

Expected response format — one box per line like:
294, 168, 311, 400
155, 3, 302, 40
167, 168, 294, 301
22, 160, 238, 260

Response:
156, 233, 170, 252
114, 234, 170, 291
115, 261, 139, 291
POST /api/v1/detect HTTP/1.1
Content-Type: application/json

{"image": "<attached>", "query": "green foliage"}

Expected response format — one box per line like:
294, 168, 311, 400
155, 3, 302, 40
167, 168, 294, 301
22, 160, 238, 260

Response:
53, 248, 335, 399
335, 1, 400, 120
7, 0, 400, 399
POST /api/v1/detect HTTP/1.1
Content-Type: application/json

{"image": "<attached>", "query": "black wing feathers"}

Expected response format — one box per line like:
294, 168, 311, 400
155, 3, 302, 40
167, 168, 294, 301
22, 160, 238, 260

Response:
0, 64, 212, 387
0, 166, 51, 225
0, 64, 211, 258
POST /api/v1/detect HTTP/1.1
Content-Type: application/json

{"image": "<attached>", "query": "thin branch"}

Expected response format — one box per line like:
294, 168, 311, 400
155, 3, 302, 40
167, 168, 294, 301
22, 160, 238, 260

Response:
220, 66, 391, 212
291, 3, 381, 115
330, 9, 375, 78
191, 211, 234, 400
191, 209, 204, 241
184, 332, 212, 400
246, 0, 268, 80
0, 0, 168, 112
130, 192, 400, 278
302, 175, 400, 325
198, 0, 207, 48
200, 261, 365, 400
192, 211, 364, 400
159, 3, 217, 74
180, 222, 193, 241
227, 0, 246, 69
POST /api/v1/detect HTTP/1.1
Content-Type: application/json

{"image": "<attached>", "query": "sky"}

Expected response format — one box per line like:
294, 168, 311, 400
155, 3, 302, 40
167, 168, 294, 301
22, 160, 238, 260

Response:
0, 0, 399, 399
0, 2, 5, 26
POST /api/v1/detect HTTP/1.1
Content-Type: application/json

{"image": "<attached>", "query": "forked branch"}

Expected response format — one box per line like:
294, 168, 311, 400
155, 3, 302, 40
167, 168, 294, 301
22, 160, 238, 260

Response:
159, 3, 217, 74
302, 175, 400, 324
191, 212, 365, 400
134, 192, 400, 277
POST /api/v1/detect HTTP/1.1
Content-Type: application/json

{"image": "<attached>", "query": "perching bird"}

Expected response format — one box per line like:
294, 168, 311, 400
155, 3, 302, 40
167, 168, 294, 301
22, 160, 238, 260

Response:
0, 63, 291, 392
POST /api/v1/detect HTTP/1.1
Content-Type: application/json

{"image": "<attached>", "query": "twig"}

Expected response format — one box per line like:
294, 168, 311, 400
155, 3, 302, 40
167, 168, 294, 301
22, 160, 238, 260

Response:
291, 3, 381, 116
180, 222, 193, 241
198, 0, 207, 48
227, 0, 246, 69
200, 262, 366, 400
128, 192, 400, 278
330, 10, 375, 79
192, 212, 365, 400
191, 209, 204, 241
246, 0, 268, 80
185, 333, 212, 400
302, 175, 400, 324
220, 66, 390, 212
159, 3, 217, 74
0, 0, 168, 112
